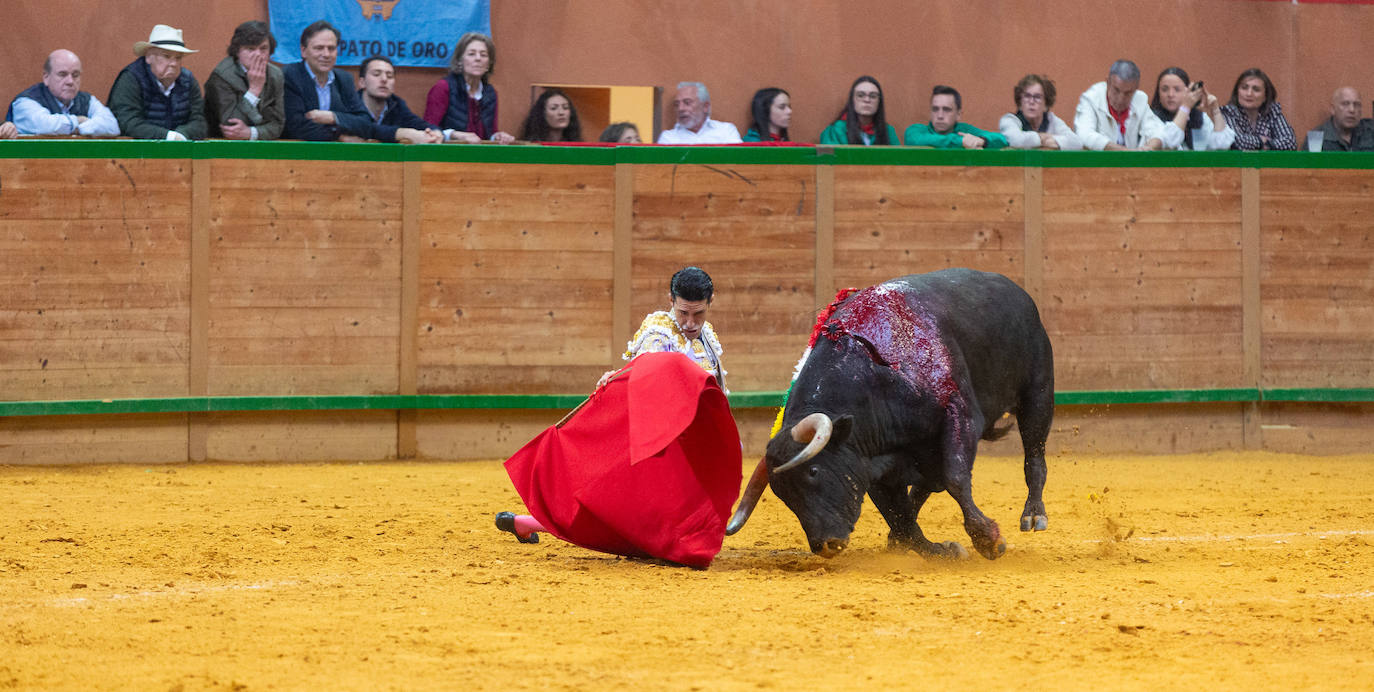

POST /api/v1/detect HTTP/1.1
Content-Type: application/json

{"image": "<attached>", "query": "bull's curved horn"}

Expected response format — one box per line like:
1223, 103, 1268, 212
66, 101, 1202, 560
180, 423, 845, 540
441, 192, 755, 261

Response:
724, 457, 770, 535
771, 412, 833, 475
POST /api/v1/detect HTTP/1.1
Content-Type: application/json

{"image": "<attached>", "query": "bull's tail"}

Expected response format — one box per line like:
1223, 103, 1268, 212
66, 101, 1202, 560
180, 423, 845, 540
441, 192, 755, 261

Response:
982, 416, 1015, 441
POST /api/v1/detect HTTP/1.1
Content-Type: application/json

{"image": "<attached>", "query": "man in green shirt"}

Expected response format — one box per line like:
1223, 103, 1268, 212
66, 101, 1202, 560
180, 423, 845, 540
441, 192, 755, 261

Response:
903, 85, 1007, 149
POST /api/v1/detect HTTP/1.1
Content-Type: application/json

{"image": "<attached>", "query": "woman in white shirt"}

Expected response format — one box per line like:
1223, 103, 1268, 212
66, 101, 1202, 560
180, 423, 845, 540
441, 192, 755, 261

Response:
998, 74, 1081, 150
1149, 67, 1235, 151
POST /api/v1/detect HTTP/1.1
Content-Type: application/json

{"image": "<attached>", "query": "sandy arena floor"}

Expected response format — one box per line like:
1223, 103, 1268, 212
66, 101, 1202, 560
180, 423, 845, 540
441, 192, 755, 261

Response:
2, 451, 1372, 690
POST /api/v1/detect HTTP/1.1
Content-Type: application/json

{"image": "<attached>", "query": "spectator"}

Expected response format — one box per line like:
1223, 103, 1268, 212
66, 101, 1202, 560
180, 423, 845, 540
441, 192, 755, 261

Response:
281, 21, 428, 143
1149, 67, 1234, 151
8, 49, 119, 136
904, 85, 1008, 149
1219, 68, 1296, 151
598, 122, 641, 143
356, 55, 442, 142
0, 121, 16, 139
1073, 59, 1164, 150
997, 74, 1081, 150
107, 24, 208, 141
819, 76, 897, 146
518, 88, 581, 143
1305, 87, 1374, 151
742, 87, 791, 142
203, 21, 284, 140
658, 81, 742, 144
424, 32, 514, 144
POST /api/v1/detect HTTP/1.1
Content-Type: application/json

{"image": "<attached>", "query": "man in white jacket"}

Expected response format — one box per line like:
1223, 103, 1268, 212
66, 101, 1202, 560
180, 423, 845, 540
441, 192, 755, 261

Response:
1074, 60, 1164, 151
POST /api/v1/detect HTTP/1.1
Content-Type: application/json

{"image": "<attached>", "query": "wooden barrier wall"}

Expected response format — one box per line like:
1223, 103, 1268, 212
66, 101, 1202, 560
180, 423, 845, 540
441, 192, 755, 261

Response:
1, 144, 1371, 463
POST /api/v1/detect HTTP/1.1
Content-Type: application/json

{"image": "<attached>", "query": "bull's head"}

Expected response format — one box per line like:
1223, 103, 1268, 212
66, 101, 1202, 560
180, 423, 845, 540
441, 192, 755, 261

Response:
726, 412, 863, 557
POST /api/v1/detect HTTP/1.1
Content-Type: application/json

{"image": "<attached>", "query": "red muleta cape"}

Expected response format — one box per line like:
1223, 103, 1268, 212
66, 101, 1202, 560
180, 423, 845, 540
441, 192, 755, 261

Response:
503, 351, 743, 568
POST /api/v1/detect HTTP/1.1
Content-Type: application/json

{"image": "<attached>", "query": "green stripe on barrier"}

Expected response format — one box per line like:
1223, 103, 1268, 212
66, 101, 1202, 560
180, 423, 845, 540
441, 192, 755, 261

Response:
1, 388, 1370, 418
1054, 388, 1260, 405
7, 140, 1374, 169
1262, 388, 1374, 403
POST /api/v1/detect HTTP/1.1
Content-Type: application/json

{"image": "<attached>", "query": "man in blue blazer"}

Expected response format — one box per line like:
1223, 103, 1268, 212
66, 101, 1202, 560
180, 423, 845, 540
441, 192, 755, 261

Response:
282, 20, 435, 142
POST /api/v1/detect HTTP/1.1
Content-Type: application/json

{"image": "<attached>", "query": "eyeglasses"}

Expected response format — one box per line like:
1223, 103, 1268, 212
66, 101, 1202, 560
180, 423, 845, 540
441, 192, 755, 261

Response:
1021, 93, 1045, 102
854, 91, 880, 101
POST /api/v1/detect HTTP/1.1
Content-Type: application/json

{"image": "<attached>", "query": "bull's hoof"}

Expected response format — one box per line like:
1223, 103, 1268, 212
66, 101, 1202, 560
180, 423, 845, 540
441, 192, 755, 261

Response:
972, 538, 1007, 560
923, 541, 968, 560
1020, 514, 1049, 532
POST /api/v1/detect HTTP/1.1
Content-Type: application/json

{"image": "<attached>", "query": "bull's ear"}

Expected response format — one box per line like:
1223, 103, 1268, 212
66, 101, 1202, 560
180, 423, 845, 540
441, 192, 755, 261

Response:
831, 415, 855, 446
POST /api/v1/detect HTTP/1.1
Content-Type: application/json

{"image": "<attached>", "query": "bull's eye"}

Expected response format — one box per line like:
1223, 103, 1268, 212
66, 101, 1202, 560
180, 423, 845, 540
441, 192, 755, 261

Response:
808, 465, 820, 479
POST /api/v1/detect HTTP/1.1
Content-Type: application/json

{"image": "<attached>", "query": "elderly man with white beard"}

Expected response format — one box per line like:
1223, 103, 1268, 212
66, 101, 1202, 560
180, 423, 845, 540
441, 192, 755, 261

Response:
657, 81, 742, 144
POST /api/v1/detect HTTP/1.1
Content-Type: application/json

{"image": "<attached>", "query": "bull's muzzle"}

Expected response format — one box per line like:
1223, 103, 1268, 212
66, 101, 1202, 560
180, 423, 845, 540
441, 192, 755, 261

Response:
813, 537, 849, 558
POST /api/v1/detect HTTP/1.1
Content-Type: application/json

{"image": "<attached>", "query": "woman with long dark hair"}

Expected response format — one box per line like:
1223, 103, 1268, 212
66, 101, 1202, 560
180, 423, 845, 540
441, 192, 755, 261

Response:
519, 87, 581, 142
1149, 67, 1234, 150
742, 87, 791, 142
819, 76, 896, 145
1219, 68, 1295, 150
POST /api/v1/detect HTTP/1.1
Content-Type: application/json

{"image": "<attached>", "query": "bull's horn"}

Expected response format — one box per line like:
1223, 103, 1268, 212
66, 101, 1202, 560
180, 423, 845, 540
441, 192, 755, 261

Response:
771, 412, 833, 474
725, 457, 770, 535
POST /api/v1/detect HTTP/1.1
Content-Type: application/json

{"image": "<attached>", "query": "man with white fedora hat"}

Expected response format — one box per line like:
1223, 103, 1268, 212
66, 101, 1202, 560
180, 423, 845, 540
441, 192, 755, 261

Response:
108, 24, 208, 140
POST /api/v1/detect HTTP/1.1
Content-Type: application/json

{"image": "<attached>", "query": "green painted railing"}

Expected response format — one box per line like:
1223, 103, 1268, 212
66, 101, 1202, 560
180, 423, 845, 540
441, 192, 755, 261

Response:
4, 139, 1374, 168
1, 388, 1370, 418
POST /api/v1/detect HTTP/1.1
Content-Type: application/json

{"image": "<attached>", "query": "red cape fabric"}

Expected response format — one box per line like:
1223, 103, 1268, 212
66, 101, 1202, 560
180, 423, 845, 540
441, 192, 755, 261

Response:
503, 352, 743, 568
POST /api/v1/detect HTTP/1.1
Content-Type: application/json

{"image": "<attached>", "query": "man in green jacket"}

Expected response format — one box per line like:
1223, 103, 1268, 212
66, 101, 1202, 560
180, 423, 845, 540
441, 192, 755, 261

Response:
903, 85, 1007, 149
107, 24, 208, 140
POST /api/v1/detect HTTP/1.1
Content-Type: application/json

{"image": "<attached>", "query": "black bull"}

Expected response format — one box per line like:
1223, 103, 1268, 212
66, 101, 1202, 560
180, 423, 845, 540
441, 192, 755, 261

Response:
727, 268, 1054, 560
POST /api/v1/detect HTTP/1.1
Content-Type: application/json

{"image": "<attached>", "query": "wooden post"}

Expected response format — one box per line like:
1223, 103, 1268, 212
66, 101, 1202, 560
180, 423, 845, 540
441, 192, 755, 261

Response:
1241, 167, 1262, 449
1022, 167, 1044, 305
814, 148, 835, 308
397, 160, 421, 459
613, 163, 634, 360
189, 159, 210, 462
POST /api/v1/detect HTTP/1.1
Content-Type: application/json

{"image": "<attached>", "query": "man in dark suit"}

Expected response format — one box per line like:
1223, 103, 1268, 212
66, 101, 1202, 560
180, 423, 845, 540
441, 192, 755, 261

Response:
282, 20, 435, 142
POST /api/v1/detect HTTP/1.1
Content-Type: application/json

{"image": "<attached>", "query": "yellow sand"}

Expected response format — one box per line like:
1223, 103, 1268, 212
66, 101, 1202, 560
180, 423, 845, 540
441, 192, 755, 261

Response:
2, 452, 1372, 690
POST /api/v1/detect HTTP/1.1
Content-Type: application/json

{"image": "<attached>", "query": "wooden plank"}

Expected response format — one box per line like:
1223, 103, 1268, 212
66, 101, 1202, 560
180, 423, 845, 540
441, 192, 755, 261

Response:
1023, 167, 1044, 306
1043, 167, 1242, 196
1042, 222, 1242, 251
417, 409, 563, 460
419, 365, 608, 395
0, 367, 189, 399
208, 218, 401, 249
1260, 169, 1374, 196
208, 365, 398, 396
1044, 249, 1241, 278
1044, 276, 1240, 304
1242, 168, 1261, 449
815, 159, 835, 307
614, 163, 634, 359
0, 413, 188, 465
398, 160, 421, 459
1043, 305, 1242, 334
836, 222, 1025, 250
190, 158, 210, 462
1047, 403, 1246, 455
0, 159, 192, 220
205, 410, 397, 462
835, 164, 1025, 195
1259, 402, 1374, 454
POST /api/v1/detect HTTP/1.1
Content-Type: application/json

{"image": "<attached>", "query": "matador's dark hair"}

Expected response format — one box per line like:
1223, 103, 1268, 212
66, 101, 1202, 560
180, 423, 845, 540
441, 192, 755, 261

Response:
670, 266, 713, 302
